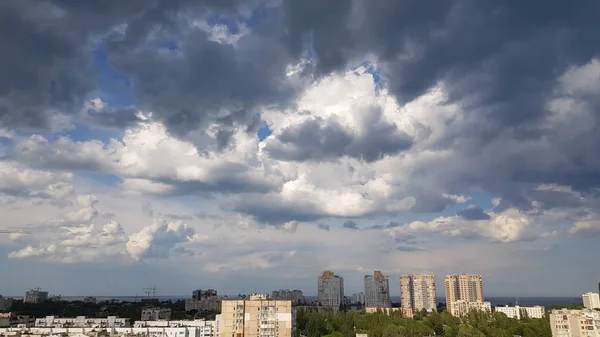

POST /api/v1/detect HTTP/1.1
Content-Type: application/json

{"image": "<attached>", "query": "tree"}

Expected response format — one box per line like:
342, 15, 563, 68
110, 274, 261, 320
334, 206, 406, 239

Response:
382, 324, 408, 337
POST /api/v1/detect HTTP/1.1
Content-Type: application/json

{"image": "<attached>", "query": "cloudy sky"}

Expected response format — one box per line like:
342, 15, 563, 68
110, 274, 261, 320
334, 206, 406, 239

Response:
1, 0, 600, 298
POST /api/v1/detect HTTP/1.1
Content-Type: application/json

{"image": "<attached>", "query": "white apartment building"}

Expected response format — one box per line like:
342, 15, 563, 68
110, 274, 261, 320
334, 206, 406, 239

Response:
494, 305, 545, 319
364, 271, 391, 308
141, 308, 172, 321
35, 316, 130, 328
400, 274, 436, 313
583, 292, 600, 309
449, 300, 491, 317
134, 319, 218, 337
318, 271, 344, 308
550, 309, 600, 337
0, 326, 209, 337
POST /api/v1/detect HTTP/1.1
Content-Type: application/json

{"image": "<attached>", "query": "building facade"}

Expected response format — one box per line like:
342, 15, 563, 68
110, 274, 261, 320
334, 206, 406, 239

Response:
364, 271, 391, 308
445, 274, 484, 315
317, 271, 344, 308
449, 300, 491, 317
24, 289, 48, 304
351, 292, 365, 305
0, 296, 13, 311
35, 316, 130, 328
583, 292, 600, 309
219, 294, 294, 337
400, 274, 436, 313
270, 290, 304, 304
186, 289, 221, 312
550, 309, 600, 337
494, 305, 545, 319
141, 308, 172, 321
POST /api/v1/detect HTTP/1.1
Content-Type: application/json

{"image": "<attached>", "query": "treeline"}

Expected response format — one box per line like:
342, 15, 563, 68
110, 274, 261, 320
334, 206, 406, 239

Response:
296, 308, 552, 337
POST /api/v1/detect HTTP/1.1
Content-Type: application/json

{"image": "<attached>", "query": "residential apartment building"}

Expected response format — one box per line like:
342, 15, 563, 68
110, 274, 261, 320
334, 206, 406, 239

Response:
445, 274, 484, 316
24, 289, 48, 304
317, 271, 344, 308
1, 326, 212, 337
495, 305, 545, 319
351, 292, 365, 305
583, 292, 600, 309
141, 308, 172, 321
449, 300, 491, 317
134, 319, 219, 337
219, 294, 294, 337
0, 296, 13, 311
271, 290, 304, 304
35, 316, 130, 328
364, 271, 391, 308
400, 274, 436, 313
550, 309, 600, 337
186, 289, 221, 312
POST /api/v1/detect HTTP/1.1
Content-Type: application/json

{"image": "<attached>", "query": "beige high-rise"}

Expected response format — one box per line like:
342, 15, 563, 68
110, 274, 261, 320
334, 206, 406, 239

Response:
445, 274, 483, 313
220, 295, 294, 337
400, 274, 436, 312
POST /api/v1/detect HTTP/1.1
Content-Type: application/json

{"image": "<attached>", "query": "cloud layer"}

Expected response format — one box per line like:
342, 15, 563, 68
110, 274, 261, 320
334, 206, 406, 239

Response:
1, 0, 600, 297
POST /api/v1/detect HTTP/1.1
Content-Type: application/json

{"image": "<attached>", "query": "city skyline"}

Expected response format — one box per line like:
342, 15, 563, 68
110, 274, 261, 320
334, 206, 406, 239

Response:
2, 1, 600, 298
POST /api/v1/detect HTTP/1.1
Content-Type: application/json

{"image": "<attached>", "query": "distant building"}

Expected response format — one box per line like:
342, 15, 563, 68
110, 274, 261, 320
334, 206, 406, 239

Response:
351, 292, 365, 305
84, 297, 96, 304
0, 313, 10, 328
318, 271, 344, 308
582, 292, 600, 309
495, 305, 545, 319
400, 274, 436, 313
449, 300, 491, 317
364, 307, 399, 315
185, 289, 221, 312
24, 289, 48, 304
219, 294, 295, 337
0, 296, 13, 311
445, 274, 484, 315
141, 308, 172, 321
364, 271, 391, 308
271, 289, 305, 304
550, 308, 600, 337
35, 316, 130, 328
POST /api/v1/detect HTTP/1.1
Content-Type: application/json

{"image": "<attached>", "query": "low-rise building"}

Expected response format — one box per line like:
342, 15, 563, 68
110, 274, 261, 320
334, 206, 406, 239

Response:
35, 316, 131, 328
0, 326, 209, 337
550, 308, 600, 337
494, 305, 545, 319
583, 292, 600, 310
448, 300, 491, 317
141, 308, 172, 321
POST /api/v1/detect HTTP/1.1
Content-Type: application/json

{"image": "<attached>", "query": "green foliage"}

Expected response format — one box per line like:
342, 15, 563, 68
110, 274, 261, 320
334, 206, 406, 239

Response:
296, 307, 552, 337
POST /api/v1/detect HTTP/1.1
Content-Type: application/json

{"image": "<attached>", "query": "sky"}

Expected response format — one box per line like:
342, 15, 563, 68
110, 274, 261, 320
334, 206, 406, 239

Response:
1, 0, 600, 299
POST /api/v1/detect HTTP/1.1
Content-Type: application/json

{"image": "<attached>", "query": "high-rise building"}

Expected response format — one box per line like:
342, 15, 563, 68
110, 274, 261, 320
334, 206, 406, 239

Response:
550, 309, 600, 337
317, 271, 344, 308
364, 271, 391, 308
400, 274, 436, 313
186, 289, 221, 312
24, 289, 48, 304
351, 292, 365, 305
219, 294, 295, 337
582, 292, 600, 309
445, 274, 484, 315
271, 289, 305, 304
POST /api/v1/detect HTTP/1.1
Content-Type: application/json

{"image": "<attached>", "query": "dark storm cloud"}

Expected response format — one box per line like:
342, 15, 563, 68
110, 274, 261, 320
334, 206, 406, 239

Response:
342, 220, 359, 230
264, 110, 413, 162
229, 195, 323, 225
457, 206, 491, 221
